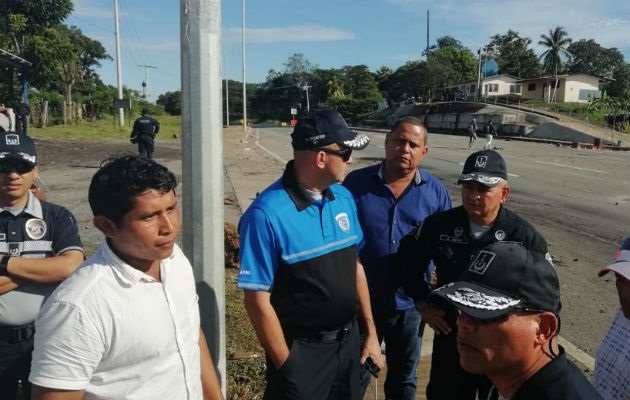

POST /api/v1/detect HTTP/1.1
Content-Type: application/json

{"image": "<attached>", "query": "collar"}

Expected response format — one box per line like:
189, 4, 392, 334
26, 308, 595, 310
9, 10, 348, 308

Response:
377, 163, 423, 185
281, 160, 335, 212
102, 240, 162, 286
0, 191, 43, 218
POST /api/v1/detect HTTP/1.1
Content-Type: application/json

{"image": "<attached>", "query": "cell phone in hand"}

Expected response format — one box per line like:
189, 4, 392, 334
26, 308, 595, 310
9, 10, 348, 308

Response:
363, 356, 380, 378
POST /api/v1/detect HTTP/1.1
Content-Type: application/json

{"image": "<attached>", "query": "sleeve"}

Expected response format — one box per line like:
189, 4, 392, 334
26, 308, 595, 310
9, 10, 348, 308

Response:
237, 208, 278, 291
130, 119, 138, 137
30, 301, 104, 390
51, 207, 84, 255
153, 119, 160, 134
396, 220, 434, 302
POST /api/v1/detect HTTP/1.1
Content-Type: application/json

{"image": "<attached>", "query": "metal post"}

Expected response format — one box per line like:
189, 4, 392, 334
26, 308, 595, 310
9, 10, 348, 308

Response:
241, 0, 247, 131
138, 65, 157, 101
180, 0, 225, 394
113, 0, 124, 126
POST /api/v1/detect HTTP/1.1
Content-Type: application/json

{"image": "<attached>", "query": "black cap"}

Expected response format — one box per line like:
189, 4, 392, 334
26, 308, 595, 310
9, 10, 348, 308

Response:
291, 109, 370, 151
0, 132, 37, 166
458, 149, 507, 187
429, 242, 561, 319
141, 108, 149, 115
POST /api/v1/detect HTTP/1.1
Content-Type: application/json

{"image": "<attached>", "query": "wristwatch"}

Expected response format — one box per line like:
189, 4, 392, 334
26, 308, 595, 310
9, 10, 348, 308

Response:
0, 255, 10, 276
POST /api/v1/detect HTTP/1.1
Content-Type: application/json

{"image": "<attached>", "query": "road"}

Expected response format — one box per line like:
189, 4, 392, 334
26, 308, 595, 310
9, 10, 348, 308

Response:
253, 126, 630, 361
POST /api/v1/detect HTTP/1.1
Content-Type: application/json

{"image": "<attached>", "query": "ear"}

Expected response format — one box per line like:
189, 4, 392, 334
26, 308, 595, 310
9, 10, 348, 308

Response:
421, 146, 429, 156
314, 150, 327, 169
500, 185, 511, 203
93, 215, 118, 238
534, 312, 558, 344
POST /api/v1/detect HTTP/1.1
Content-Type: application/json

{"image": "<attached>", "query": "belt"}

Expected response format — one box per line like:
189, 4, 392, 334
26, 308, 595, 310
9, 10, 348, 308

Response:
0, 323, 35, 343
291, 321, 354, 343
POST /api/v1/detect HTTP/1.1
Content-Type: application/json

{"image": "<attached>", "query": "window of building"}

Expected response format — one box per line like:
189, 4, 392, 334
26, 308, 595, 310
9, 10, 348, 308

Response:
528, 83, 536, 91
487, 84, 499, 93
510, 84, 522, 94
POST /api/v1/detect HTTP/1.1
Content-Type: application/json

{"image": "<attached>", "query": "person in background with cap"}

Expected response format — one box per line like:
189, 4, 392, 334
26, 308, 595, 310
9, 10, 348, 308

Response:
430, 242, 603, 400
238, 109, 383, 399
593, 237, 630, 400
343, 116, 451, 399
397, 149, 550, 400
130, 108, 160, 159
0, 132, 84, 399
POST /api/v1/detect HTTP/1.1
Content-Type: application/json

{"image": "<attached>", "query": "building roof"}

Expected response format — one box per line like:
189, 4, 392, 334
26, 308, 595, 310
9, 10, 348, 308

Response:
0, 48, 31, 69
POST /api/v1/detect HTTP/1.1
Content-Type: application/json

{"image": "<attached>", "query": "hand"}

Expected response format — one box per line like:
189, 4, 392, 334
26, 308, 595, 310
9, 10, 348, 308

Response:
360, 332, 384, 370
130, 138, 138, 144
420, 306, 452, 335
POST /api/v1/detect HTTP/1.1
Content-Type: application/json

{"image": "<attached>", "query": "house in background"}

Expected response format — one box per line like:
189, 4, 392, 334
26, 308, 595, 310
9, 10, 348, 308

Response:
442, 73, 607, 103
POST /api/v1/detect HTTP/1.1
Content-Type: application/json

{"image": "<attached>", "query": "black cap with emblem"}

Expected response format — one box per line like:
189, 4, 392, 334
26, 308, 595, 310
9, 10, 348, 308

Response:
429, 242, 561, 319
291, 109, 370, 151
458, 149, 507, 187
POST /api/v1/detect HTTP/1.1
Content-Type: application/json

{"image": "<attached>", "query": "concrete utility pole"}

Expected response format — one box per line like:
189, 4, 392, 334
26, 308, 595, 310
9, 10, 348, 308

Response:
113, 0, 124, 126
180, 0, 225, 395
138, 64, 158, 100
241, 0, 247, 130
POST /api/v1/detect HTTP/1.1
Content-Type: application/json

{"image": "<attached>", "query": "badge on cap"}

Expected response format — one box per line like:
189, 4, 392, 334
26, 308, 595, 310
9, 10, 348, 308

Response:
468, 250, 495, 275
475, 155, 488, 168
5, 133, 20, 146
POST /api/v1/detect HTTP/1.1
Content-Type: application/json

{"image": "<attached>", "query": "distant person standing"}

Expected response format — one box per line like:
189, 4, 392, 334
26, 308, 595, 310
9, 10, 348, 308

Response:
14, 98, 29, 136
484, 120, 495, 150
130, 108, 160, 159
468, 117, 477, 149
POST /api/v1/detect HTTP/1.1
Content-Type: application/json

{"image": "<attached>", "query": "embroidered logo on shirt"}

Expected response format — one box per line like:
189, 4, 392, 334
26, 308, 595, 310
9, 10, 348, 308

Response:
25, 218, 47, 240
495, 230, 506, 241
335, 213, 350, 233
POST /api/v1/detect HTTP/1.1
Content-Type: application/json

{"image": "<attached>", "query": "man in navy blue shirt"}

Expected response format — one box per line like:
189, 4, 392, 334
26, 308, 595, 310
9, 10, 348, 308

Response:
344, 116, 451, 399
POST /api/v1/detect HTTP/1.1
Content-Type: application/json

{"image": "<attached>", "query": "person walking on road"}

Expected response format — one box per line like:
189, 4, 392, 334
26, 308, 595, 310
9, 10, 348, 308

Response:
13, 98, 29, 136
343, 116, 451, 400
397, 149, 551, 400
430, 242, 604, 400
484, 120, 495, 150
130, 108, 160, 159
593, 237, 630, 400
468, 117, 478, 149
0, 132, 84, 399
238, 109, 383, 400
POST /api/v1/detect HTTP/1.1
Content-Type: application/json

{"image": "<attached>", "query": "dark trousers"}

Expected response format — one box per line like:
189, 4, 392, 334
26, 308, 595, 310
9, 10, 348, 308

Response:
265, 322, 361, 400
15, 116, 28, 136
138, 138, 155, 160
426, 331, 491, 400
359, 308, 424, 400
0, 335, 34, 400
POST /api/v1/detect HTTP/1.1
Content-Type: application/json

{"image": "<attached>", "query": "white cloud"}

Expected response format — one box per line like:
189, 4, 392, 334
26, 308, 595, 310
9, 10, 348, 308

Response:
223, 25, 356, 45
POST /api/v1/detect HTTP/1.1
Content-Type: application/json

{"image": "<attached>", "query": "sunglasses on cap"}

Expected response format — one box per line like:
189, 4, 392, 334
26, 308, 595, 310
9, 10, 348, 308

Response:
456, 307, 546, 325
0, 161, 35, 174
312, 147, 353, 162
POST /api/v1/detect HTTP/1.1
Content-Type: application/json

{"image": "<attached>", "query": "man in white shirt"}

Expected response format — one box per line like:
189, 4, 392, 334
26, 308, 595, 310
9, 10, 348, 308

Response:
30, 155, 223, 400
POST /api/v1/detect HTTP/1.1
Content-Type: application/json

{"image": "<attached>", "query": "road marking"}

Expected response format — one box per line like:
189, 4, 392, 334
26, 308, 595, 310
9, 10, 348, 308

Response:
255, 129, 288, 164
535, 160, 604, 173
558, 336, 595, 371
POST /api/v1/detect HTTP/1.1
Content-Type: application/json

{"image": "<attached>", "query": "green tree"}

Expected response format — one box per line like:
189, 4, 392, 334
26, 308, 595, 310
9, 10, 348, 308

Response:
488, 30, 541, 78
539, 26, 572, 101
566, 39, 624, 78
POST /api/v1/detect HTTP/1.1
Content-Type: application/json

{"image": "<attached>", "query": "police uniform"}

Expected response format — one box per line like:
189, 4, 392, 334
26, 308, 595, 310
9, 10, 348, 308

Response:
238, 161, 363, 400
0, 192, 83, 398
130, 112, 160, 159
398, 205, 548, 400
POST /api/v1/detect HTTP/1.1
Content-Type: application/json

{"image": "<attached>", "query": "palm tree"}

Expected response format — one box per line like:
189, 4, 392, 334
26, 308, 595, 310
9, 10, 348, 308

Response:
539, 27, 572, 102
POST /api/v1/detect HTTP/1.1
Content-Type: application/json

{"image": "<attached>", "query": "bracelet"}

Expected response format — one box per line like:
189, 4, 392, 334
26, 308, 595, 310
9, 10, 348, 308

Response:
0, 255, 10, 276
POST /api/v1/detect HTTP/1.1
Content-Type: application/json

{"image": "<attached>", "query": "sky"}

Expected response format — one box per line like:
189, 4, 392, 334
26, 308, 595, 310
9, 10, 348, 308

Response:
67, 0, 630, 101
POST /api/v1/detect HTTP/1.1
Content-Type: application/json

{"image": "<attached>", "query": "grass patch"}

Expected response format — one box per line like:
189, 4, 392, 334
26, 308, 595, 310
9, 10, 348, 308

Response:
29, 114, 183, 140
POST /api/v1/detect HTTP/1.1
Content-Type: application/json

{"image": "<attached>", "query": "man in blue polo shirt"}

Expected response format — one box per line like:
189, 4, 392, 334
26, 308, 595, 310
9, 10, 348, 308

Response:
238, 109, 383, 400
344, 116, 451, 399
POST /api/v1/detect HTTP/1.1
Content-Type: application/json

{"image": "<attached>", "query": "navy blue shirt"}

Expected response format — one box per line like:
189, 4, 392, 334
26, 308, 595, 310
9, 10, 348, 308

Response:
238, 161, 364, 333
344, 164, 451, 313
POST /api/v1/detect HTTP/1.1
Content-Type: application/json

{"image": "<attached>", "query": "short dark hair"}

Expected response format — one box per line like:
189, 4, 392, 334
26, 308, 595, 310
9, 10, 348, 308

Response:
88, 155, 177, 225
390, 116, 428, 144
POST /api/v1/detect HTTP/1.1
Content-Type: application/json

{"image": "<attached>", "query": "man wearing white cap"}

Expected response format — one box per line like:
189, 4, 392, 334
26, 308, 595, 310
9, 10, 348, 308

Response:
593, 237, 630, 400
